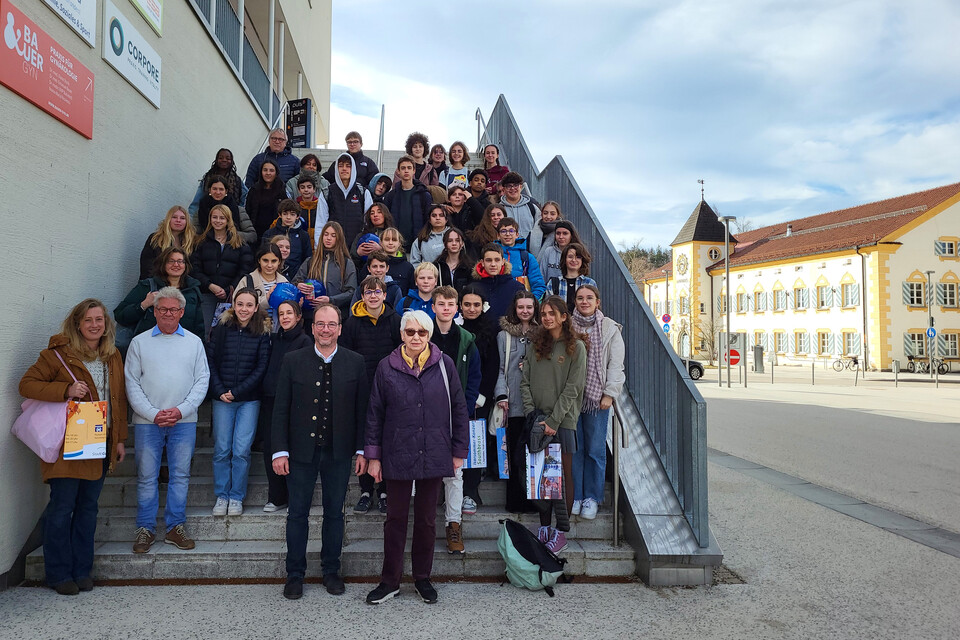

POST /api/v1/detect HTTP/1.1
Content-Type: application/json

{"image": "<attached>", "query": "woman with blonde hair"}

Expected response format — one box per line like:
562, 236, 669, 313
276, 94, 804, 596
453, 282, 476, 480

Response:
294, 221, 357, 316
193, 204, 253, 334
19, 299, 128, 595
139, 206, 199, 280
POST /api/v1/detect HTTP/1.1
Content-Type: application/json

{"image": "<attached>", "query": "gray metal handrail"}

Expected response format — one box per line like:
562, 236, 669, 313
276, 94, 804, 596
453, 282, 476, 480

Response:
475, 108, 488, 153
611, 401, 629, 547
477, 95, 710, 546
376, 104, 385, 171
258, 105, 287, 154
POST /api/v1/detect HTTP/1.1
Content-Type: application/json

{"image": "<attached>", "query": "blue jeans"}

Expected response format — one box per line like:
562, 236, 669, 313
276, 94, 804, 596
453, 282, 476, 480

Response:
212, 400, 261, 501
44, 460, 107, 586
572, 409, 610, 502
285, 446, 352, 579
135, 422, 197, 532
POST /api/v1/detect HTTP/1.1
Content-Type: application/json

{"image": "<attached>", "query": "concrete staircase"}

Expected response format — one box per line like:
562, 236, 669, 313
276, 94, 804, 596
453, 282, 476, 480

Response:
25, 406, 634, 583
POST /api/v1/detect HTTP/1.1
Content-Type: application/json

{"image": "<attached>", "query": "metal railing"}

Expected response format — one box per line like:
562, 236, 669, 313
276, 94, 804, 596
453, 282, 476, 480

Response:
611, 402, 629, 547
479, 95, 710, 546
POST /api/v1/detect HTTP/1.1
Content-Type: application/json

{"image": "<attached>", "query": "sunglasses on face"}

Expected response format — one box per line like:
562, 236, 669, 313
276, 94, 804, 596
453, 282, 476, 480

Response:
404, 329, 429, 337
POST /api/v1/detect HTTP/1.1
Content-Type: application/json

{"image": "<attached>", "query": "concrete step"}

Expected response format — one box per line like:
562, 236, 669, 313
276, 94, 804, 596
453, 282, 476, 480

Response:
25, 538, 634, 582
99, 474, 614, 510
92, 506, 617, 543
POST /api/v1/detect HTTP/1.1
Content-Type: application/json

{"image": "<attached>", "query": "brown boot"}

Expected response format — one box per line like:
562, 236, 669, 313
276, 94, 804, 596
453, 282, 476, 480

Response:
445, 522, 464, 554
164, 524, 196, 550
132, 527, 155, 554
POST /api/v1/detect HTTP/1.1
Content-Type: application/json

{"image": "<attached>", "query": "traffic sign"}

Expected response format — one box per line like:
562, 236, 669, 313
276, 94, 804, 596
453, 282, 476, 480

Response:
662, 314, 671, 323
663, 323, 670, 334
723, 349, 741, 366
927, 327, 937, 338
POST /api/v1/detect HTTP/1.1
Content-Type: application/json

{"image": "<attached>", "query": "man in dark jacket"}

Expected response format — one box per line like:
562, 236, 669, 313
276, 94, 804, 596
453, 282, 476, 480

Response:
341, 276, 402, 514
383, 155, 433, 250
323, 131, 379, 187
271, 303, 369, 600
327, 153, 373, 244
244, 129, 301, 189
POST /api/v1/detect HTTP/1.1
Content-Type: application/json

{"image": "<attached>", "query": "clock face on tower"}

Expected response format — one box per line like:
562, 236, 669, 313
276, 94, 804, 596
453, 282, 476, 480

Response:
708, 247, 721, 261
676, 254, 689, 275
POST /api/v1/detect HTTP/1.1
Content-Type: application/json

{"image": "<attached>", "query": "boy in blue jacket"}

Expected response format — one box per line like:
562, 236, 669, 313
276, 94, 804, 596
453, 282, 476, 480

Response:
261, 200, 313, 278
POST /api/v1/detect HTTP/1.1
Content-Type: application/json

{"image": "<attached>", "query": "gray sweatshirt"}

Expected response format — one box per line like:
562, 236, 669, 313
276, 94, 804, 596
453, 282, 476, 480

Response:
125, 329, 210, 424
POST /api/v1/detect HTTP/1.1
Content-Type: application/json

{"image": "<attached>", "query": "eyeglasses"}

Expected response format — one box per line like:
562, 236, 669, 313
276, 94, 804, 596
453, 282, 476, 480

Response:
363, 289, 384, 296
314, 322, 340, 329
404, 329, 429, 337
166, 259, 186, 265
346, 139, 361, 145
269, 136, 286, 142
498, 228, 517, 235
155, 307, 182, 315
504, 183, 522, 190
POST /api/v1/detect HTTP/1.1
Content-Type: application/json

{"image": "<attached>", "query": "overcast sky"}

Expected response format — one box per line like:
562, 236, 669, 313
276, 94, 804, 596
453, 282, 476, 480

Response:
328, 0, 960, 249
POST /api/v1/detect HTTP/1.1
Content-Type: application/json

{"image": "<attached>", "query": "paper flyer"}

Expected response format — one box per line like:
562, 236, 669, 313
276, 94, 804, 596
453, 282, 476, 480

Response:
525, 442, 562, 500
63, 400, 107, 459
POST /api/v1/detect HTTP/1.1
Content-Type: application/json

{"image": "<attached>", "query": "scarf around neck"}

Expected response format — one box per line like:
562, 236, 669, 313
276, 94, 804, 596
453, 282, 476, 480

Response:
573, 308, 605, 412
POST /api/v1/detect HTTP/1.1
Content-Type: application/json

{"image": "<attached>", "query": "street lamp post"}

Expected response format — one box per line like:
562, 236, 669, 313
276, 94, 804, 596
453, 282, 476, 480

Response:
926, 269, 935, 378
720, 216, 736, 388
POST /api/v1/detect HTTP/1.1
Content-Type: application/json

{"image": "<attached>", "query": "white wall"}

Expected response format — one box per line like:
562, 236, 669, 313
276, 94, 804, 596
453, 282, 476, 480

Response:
0, 0, 269, 576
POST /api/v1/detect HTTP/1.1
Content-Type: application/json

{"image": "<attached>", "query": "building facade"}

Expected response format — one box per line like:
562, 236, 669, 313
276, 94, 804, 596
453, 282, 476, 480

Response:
641, 183, 960, 372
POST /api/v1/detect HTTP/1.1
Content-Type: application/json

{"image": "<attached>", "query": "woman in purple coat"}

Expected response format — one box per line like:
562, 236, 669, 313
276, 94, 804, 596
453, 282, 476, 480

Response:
363, 309, 469, 606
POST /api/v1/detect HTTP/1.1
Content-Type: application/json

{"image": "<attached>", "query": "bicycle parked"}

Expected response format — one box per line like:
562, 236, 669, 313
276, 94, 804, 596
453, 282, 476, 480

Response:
832, 355, 860, 372
905, 354, 949, 375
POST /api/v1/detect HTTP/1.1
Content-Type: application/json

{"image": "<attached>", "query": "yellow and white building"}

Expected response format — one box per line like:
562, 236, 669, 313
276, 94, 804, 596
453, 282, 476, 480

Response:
641, 183, 960, 372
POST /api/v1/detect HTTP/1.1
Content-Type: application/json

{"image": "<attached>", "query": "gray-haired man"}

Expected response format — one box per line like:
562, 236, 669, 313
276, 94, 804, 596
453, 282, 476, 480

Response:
244, 128, 302, 189
125, 287, 209, 554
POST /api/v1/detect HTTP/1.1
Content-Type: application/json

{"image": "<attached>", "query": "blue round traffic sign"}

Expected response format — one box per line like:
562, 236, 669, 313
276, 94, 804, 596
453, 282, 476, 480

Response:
663, 323, 670, 333
927, 327, 937, 338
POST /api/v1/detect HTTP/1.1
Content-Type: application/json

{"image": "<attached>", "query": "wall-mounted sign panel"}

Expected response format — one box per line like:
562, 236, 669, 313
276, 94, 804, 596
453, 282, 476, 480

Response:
129, 0, 161, 36
42, 0, 96, 46
101, 0, 161, 107
1, 0, 95, 138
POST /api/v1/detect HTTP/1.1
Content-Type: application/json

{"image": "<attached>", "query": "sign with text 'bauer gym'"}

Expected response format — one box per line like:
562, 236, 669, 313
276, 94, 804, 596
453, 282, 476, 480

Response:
102, 0, 160, 107
0, 0, 95, 138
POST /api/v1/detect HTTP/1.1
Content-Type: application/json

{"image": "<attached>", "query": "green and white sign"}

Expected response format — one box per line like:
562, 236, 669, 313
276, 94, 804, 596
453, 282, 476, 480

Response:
129, 0, 162, 36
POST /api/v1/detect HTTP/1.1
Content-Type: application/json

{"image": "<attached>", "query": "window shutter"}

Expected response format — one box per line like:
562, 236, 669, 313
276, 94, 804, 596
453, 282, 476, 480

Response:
716, 296, 721, 313
903, 333, 915, 357
852, 284, 860, 306
805, 288, 813, 307
937, 283, 946, 306
853, 333, 862, 355
902, 282, 911, 305
935, 240, 946, 256
937, 334, 947, 356
788, 334, 795, 353
825, 287, 834, 307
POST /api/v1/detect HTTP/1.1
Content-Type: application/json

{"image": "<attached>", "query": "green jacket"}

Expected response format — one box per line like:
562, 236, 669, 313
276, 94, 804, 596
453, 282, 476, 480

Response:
520, 336, 586, 431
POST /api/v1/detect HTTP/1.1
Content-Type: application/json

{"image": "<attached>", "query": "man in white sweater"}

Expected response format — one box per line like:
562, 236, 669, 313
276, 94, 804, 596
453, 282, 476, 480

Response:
125, 287, 209, 554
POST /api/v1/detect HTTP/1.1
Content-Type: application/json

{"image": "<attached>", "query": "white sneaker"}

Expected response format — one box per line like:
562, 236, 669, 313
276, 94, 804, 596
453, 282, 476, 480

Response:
580, 498, 599, 520
571, 500, 582, 516
228, 499, 243, 516
537, 526, 550, 544
462, 497, 478, 515
212, 497, 228, 516
263, 502, 286, 513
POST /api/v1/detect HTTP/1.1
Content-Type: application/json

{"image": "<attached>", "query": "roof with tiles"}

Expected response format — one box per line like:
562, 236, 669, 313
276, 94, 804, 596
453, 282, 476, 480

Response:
705, 182, 960, 272
671, 200, 736, 246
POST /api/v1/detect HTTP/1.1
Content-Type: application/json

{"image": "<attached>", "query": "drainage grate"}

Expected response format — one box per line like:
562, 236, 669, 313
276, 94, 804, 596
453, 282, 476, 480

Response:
713, 564, 746, 585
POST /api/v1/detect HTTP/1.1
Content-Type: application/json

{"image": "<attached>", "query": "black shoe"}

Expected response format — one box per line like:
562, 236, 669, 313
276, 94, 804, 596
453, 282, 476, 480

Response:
323, 573, 345, 595
53, 581, 79, 596
378, 495, 388, 515
353, 493, 371, 514
366, 582, 399, 605
76, 577, 94, 592
414, 579, 438, 604
283, 577, 303, 600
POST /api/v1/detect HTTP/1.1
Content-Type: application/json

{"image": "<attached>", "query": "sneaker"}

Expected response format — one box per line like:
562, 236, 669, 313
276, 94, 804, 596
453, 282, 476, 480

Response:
462, 496, 477, 515
571, 500, 582, 516
366, 582, 400, 605
212, 497, 228, 516
546, 529, 568, 554
263, 502, 287, 513
580, 498, 599, 520
446, 522, 464, 554
76, 576, 94, 592
414, 578, 438, 604
164, 524, 196, 550
283, 577, 303, 600
537, 526, 550, 544
354, 493, 372, 514
228, 499, 243, 516
132, 527, 155, 554
53, 581, 79, 596
378, 495, 388, 515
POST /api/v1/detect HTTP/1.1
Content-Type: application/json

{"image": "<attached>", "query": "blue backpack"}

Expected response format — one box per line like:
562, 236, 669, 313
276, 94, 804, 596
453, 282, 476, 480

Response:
497, 519, 571, 596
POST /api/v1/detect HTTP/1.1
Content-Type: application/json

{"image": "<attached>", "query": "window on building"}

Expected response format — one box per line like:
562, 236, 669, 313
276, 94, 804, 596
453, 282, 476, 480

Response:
654, 302, 662, 316
935, 239, 957, 257
699, 302, 706, 314
718, 295, 727, 315
708, 247, 721, 261
754, 292, 765, 312
754, 331, 763, 347
737, 292, 748, 313
939, 282, 957, 308
841, 283, 859, 307
775, 332, 786, 353
843, 332, 857, 355
817, 332, 830, 354
905, 282, 925, 307
944, 333, 959, 358
665, 300, 672, 315
794, 287, 809, 309
907, 332, 926, 357
679, 296, 689, 314
817, 285, 831, 309
774, 290, 787, 311
796, 331, 809, 354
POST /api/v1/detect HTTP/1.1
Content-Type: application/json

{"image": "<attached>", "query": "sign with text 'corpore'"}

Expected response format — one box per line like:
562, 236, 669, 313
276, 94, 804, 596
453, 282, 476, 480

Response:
1, 0, 95, 138
101, 0, 160, 107
43, 0, 96, 46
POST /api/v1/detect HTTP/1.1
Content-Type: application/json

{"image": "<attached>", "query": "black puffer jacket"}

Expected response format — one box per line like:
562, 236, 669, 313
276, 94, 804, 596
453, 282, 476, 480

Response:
340, 301, 402, 383
261, 322, 313, 397
206, 310, 271, 401
245, 181, 287, 240
192, 233, 254, 294
434, 259, 473, 294
462, 312, 500, 410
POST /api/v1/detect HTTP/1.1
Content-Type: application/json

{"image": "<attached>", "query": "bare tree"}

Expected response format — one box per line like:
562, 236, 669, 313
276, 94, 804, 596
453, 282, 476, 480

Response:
695, 315, 726, 363
733, 218, 755, 235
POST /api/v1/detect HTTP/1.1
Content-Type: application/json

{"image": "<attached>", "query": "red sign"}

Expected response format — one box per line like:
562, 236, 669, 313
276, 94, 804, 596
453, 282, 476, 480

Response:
724, 349, 741, 366
1, 0, 94, 138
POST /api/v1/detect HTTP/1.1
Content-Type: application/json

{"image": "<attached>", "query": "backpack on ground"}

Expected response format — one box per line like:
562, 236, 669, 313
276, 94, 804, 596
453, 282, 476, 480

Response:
497, 518, 571, 596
